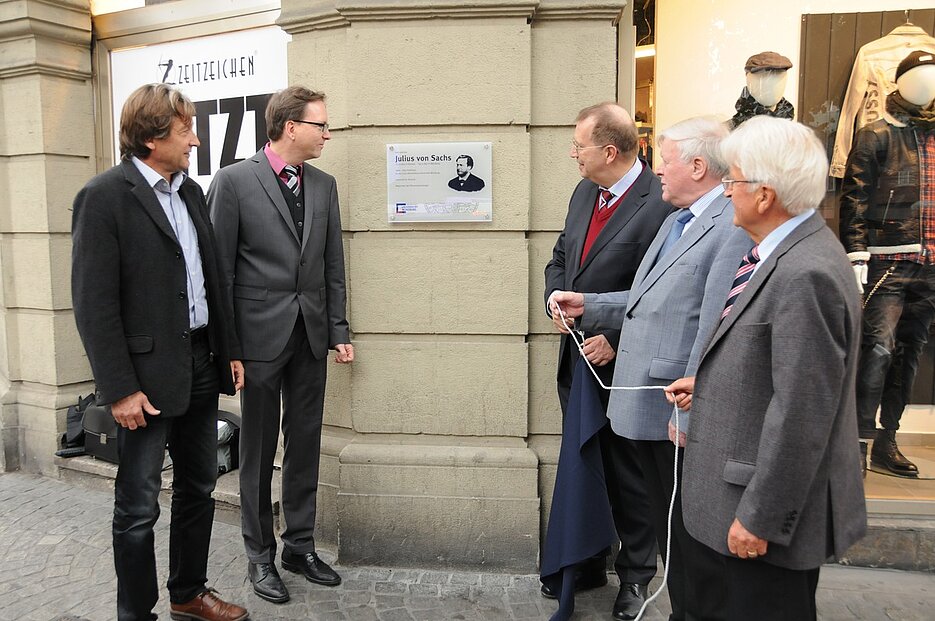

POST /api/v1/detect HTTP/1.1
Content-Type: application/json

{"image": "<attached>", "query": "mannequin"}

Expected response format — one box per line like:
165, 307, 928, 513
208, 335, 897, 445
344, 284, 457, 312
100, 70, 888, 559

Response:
729, 51, 795, 128
840, 50, 935, 477
746, 70, 788, 109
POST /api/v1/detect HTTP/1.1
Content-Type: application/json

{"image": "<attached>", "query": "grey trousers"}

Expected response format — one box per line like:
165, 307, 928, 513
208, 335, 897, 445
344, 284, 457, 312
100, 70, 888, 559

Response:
238, 316, 328, 563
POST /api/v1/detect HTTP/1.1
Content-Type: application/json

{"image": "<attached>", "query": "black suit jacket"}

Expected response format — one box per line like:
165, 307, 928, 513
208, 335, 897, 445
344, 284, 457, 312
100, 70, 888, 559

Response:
544, 165, 673, 391
448, 173, 485, 192
72, 159, 237, 415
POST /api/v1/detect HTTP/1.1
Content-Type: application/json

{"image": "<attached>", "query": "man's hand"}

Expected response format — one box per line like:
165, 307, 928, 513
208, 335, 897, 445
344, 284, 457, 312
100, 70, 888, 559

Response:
551, 313, 574, 334
582, 334, 615, 366
230, 360, 245, 391
664, 376, 695, 411
111, 390, 160, 430
549, 291, 585, 319
335, 343, 355, 364
668, 421, 687, 447
727, 518, 768, 560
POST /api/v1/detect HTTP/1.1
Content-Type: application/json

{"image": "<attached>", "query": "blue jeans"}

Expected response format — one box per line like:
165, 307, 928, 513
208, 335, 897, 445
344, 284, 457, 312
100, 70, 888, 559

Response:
857, 260, 935, 437
113, 331, 220, 621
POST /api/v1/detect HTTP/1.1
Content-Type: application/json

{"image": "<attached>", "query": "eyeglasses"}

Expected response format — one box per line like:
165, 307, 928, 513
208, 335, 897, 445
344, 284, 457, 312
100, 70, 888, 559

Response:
293, 119, 329, 133
571, 141, 611, 156
721, 178, 761, 190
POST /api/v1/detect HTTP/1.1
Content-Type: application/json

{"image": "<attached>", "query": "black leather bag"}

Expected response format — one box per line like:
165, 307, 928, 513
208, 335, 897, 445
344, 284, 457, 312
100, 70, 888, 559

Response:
82, 403, 119, 464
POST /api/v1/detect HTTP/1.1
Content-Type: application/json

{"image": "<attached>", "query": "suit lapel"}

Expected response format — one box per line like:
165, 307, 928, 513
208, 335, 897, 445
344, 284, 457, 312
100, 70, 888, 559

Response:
300, 162, 315, 253
577, 166, 653, 277
123, 160, 179, 244
634, 196, 730, 304
179, 180, 211, 259
250, 150, 300, 243
704, 212, 826, 355
566, 183, 599, 277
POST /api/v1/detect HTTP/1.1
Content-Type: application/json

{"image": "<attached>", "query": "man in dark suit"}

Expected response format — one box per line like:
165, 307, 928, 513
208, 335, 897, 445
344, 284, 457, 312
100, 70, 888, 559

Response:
543, 101, 671, 619
668, 117, 867, 620
209, 86, 353, 604
447, 154, 486, 192
552, 116, 751, 620
72, 84, 247, 621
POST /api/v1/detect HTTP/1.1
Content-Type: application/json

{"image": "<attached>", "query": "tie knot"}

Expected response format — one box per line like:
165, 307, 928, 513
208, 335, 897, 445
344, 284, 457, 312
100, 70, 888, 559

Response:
600, 189, 614, 206
283, 164, 300, 179
745, 245, 761, 265
676, 209, 694, 224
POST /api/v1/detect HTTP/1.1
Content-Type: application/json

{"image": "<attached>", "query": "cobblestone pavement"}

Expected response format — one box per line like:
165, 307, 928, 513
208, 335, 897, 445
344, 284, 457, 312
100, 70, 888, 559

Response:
1, 473, 934, 621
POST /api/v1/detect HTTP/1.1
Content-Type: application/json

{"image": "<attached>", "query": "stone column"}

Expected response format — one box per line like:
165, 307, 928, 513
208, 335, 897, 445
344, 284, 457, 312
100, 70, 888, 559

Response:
279, 0, 626, 570
0, 0, 95, 474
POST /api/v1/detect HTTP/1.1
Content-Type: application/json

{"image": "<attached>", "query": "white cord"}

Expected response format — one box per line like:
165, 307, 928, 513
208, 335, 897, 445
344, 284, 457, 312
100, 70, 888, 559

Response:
556, 305, 680, 621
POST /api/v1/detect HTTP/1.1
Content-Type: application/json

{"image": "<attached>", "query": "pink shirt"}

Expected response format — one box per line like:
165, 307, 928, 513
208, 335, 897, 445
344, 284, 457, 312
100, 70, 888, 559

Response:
264, 143, 301, 191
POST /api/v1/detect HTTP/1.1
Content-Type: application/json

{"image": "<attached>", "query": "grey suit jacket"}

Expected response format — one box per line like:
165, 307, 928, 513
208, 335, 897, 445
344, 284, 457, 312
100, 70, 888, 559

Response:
682, 212, 867, 570
580, 194, 753, 440
208, 149, 349, 362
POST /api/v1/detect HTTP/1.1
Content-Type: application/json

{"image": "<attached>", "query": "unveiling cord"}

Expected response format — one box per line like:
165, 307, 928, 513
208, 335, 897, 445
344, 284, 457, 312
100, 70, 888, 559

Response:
557, 306, 680, 621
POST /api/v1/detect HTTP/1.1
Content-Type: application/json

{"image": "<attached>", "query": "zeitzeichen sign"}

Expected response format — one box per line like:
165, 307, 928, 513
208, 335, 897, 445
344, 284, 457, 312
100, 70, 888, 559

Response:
110, 26, 289, 191
387, 142, 493, 222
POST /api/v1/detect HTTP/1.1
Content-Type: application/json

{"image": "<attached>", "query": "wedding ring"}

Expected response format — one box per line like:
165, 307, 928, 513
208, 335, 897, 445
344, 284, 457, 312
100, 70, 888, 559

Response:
746, 550, 758, 558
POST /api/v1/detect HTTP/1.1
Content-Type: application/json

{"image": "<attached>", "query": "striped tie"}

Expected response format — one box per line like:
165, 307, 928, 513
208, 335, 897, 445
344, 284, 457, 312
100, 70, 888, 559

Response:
721, 245, 760, 319
599, 189, 613, 210
283, 164, 301, 196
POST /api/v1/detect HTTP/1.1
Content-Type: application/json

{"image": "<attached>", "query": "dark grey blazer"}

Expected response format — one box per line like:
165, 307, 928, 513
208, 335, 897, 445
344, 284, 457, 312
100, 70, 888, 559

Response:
71, 160, 237, 413
579, 195, 754, 440
208, 149, 349, 362
682, 212, 867, 570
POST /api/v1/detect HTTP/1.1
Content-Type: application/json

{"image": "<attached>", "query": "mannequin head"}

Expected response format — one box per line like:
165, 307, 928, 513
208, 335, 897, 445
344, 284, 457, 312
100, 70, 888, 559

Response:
746, 70, 789, 108
898, 66, 935, 106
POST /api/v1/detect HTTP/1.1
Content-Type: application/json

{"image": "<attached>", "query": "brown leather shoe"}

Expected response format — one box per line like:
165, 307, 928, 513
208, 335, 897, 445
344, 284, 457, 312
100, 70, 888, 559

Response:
170, 588, 249, 621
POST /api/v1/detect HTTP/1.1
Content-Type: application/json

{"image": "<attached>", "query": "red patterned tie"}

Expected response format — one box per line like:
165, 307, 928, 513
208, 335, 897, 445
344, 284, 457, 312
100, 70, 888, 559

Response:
599, 189, 613, 210
721, 245, 760, 319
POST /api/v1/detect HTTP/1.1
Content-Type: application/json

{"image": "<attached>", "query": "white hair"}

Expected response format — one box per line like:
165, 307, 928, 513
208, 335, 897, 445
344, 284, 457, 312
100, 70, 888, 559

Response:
720, 116, 828, 216
657, 116, 730, 177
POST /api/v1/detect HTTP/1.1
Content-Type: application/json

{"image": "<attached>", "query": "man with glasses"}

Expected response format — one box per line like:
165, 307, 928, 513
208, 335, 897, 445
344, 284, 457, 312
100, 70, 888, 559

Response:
209, 86, 353, 604
543, 102, 672, 620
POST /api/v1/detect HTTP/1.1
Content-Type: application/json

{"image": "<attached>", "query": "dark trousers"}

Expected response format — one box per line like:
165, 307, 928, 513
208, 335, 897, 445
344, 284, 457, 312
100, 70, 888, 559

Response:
634, 440, 726, 621
857, 260, 935, 437
724, 557, 819, 621
113, 330, 220, 621
239, 315, 327, 563
557, 343, 657, 585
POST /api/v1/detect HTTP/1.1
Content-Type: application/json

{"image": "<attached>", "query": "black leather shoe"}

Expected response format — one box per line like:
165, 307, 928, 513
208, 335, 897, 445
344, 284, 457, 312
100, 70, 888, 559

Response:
281, 550, 342, 586
247, 562, 289, 604
871, 429, 919, 477
613, 582, 648, 620
539, 567, 608, 599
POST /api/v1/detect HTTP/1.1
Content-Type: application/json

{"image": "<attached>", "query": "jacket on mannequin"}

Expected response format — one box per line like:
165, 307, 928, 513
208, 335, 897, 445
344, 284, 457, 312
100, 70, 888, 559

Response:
728, 87, 794, 129
840, 93, 933, 259
831, 24, 935, 177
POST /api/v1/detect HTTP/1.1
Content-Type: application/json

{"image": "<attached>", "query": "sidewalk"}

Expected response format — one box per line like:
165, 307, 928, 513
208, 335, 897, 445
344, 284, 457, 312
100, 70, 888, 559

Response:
1, 472, 933, 621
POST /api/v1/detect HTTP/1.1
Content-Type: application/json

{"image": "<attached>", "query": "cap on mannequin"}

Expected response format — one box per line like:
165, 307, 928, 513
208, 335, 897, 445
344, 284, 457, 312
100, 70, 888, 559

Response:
747, 70, 789, 108
895, 51, 935, 106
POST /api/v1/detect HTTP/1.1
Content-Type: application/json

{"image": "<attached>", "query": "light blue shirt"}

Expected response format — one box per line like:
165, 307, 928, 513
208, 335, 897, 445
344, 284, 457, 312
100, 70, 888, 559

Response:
752, 208, 816, 276
680, 184, 725, 236
132, 157, 208, 330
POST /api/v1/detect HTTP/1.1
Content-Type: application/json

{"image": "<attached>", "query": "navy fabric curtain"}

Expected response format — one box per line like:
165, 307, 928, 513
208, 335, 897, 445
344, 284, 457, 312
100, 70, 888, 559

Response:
540, 358, 616, 620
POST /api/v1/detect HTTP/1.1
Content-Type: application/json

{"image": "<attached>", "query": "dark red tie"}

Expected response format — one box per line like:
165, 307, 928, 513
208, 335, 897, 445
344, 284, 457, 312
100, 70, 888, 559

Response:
722, 245, 760, 319
599, 189, 613, 210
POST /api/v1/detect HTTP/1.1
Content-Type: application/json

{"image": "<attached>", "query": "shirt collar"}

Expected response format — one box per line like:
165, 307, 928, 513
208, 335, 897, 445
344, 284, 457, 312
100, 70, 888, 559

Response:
756, 208, 816, 267
131, 156, 186, 193
264, 142, 298, 177
604, 158, 644, 198
687, 184, 725, 220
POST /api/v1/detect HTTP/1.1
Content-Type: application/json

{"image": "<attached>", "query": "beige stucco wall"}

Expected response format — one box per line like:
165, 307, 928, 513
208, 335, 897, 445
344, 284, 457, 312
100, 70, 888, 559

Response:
0, 0, 96, 473
281, 0, 628, 570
